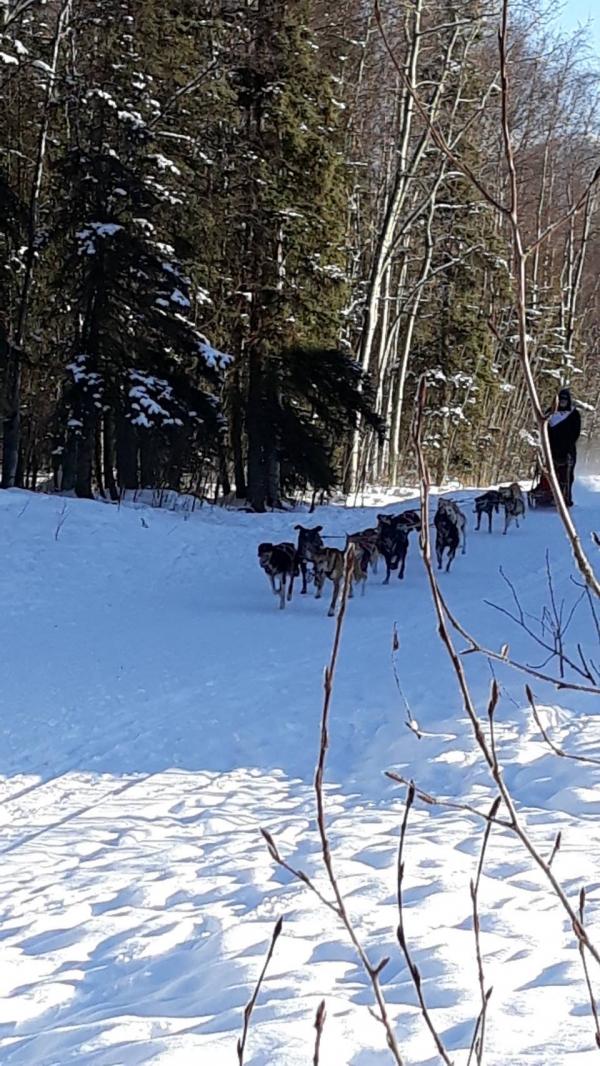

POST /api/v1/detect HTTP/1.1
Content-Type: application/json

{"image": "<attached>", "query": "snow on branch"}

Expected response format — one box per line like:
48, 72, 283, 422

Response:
128, 370, 184, 428
76, 222, 124, 256
197, 336, 233, 371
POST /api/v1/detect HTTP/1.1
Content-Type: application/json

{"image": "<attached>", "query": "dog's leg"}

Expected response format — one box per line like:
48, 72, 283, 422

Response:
383, 555, 391, 585
399, 552, 406, 579
503, 508, 509, 535
279, 576, 286, 609
328, 578, 339, 617
300, 560, 308, 594
475, 510, 481, 532
446, 546, 456, 572
287, 570, 294, 601
461, 520, 467, 554
436, 542, 443, 570
488, 508, 493, 533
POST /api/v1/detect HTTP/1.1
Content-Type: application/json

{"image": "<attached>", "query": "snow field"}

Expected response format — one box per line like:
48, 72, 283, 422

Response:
0, 482, 599, 1064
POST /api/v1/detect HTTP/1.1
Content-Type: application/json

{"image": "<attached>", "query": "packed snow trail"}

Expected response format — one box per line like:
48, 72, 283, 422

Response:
0, 483, 599, 1064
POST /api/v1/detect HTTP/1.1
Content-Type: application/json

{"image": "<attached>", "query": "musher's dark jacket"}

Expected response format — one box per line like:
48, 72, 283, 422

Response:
548, 408, 581, 463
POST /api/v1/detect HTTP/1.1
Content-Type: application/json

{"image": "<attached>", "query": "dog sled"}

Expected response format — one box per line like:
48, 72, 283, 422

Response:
528, 458, 572, 509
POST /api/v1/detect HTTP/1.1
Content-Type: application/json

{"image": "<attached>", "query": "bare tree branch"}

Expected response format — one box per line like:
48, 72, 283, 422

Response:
237, 916, 283, 1066
373, 0, 508, 217
525, 685, 600, 767
391, 624, 422, 738
447, 599, 600, 695
313, 1000, 326, 1066
526, 170, 600, 257
147, 60, 219, 130
468, 799, 499, 1066
578, 889, 600, 1050
396, 782, 453, 1065
260, 827, 341, 917
483, 564, 594, 683
386, 771, 513, 830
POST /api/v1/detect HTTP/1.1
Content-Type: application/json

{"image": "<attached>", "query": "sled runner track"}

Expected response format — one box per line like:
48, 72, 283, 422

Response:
0, 774, 55, 811
0, 767, 230, 858
0, 768, 101, 813
0, 686, 201, 816
0, 771, 158, 857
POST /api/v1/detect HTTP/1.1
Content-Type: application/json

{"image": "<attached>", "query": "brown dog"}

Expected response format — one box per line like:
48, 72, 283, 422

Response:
346, 528, 379, 573
498, 483, 526, 534
312, 547, 366, 616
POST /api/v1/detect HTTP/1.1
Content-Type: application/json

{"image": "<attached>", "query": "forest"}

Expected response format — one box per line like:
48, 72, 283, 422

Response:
1, 0, 599, 511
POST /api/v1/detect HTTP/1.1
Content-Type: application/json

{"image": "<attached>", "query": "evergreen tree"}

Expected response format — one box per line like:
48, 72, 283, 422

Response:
50, 0, 230, 498
219, 0, 365, 510
273, 345, 384, 497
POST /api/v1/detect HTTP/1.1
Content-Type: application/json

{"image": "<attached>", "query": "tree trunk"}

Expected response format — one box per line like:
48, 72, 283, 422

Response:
75, 419, 95, 499
228, 370, 246, 497
2, 352, 22, 488
140, 433, 159, 488
95, 425, 105, 498
218, 447, 231, 499
246, 349, 267, 512
103, 414, 119, 501
266, 448, 281, 509
116, 416, 138, 490
60, 433, 77, 493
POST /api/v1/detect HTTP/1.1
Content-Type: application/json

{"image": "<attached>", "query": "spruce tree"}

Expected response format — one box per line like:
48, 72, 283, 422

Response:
219, 0, 357, 509
52, 0, 230, 497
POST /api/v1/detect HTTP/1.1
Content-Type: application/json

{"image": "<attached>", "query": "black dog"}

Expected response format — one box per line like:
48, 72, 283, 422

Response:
434, 510, 460, 572
377, 521, 410, 583
396, 509, 422, 532
294, 524, 324, 594
474, 491, 500, 533
377, 510, 421, 535
258, 542, 298, 609
376, 511, 421, 584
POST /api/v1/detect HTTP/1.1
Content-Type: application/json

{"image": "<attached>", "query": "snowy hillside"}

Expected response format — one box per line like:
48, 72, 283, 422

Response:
1, 483, 600, 1065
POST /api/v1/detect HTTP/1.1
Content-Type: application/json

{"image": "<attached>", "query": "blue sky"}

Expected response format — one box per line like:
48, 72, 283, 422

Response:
559, 1, 600, 56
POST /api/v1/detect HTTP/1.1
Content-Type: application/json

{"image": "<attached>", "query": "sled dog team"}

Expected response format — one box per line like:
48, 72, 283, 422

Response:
258, 483, 526, 615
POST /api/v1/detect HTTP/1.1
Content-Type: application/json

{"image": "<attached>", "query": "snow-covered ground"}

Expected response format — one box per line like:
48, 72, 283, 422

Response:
0, 481, 599, 1065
